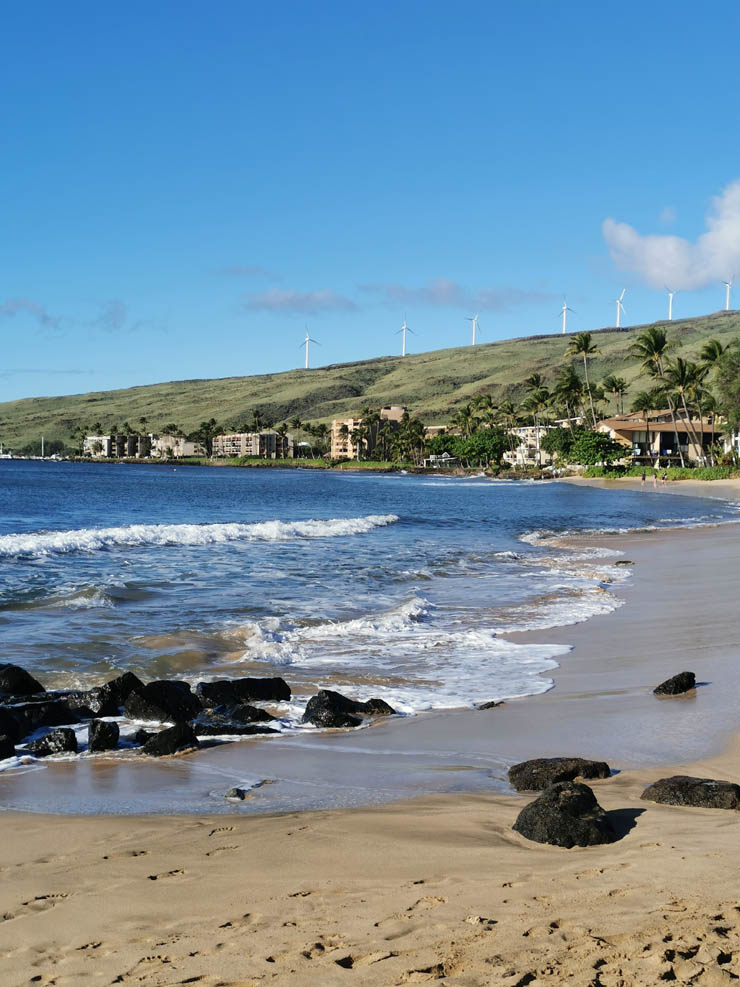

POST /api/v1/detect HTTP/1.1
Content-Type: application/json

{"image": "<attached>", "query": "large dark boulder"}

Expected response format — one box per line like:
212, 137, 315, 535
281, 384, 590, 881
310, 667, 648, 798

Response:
508, 757, 611, 793
10, 699, 82, 737
124, 680, 202, 723
190, 708, 279, 737
64, 672, 144, 718
0, 664, 45, 698
223, 703, 276, 724
195, 676, 291, 706
302, 689, 396, 728
654, 671, 696, 696
0, 735, 16, 759
88, 719, 120, 752
142, 723, 199, 757
26, 728, 78, 757
513, 781, 618, 848
641, 775, 740, 810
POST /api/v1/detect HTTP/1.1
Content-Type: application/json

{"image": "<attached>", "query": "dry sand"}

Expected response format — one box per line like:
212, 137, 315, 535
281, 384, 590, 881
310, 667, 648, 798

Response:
3, 481, 740, 986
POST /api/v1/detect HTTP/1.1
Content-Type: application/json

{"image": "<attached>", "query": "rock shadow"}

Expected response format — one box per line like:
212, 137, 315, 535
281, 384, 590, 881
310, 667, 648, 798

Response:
606, 807, 645, 840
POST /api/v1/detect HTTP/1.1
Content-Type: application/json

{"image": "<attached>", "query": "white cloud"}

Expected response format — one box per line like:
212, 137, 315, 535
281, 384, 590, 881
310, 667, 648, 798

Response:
244, 288, 356, 314
603, 180, 740, 290
360, 277, 554, 311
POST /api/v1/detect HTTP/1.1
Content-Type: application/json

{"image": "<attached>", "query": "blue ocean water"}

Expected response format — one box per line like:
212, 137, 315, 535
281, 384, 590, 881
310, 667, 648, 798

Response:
1, 461, 737, 741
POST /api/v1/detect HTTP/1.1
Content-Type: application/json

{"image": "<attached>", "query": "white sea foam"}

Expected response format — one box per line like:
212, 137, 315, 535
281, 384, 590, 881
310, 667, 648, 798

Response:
0, 514, 399, 559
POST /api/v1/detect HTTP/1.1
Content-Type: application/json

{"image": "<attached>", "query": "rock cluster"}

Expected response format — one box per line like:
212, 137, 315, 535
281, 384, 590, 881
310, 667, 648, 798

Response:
0, 663, 398, 764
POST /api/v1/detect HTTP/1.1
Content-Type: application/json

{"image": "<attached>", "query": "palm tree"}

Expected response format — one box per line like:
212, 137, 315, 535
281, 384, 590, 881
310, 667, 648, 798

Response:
602, 374, 628, 415
700, 338, 726, 367
453, 404, 478, 438
630, 391, 655, 464
552, 365, 585, 430
663, 358, 707, 462
566, 333, 599, 425
521, 386, 550, 467
495, 397, 520, 454
629, 327, 684, 466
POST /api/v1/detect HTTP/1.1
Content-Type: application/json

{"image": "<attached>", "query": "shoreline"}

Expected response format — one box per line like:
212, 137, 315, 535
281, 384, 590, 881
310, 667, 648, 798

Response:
4, 487, 740, 982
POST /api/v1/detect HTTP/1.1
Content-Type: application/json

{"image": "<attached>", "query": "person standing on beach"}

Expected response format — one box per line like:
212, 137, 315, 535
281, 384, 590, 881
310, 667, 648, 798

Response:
641, 469, 646, 486
653, 470, 658, 489
661, 471, 668, 486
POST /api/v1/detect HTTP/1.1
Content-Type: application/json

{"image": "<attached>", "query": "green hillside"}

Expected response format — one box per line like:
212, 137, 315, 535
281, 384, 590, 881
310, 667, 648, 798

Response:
2, 311, 739, 451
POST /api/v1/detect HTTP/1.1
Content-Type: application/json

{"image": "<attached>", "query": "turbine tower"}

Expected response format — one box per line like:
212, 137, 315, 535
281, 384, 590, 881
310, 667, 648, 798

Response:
396, 315, 415, 356
615, 288, 626, 328
560, 299, 574, 334
723, 277, 735, 310
665, 286, 677, 321
466, 313, 481, 345
301, 327, 320, 369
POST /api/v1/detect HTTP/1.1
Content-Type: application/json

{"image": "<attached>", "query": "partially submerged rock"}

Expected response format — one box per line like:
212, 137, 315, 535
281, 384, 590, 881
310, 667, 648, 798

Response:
225, 787, 248, 800
124, 680, 202, 723
614, 560, 634, 567
653, 671, 696, 696
88, 719, 120, 752
513, 781, 617, 848
0, 708, 22, 744
508, 757, 611, 793
641, 775, 740, 810
26, 728, 78, 758
10, 699, 82, 736
0, 663, 45, 699
478, 700, 504, 710
142, 723, 199, 757
302, 689, 397, 729
195, 676, 291, 707
190, 709, 279, 737
64, 672, 144, 718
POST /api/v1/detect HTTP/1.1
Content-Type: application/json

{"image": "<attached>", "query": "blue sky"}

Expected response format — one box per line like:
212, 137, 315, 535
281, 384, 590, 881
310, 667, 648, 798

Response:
3, 0, 740, 401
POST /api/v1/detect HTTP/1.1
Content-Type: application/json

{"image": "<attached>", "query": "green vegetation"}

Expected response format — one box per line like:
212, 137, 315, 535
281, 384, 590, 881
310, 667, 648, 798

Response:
4, 311, 740, 452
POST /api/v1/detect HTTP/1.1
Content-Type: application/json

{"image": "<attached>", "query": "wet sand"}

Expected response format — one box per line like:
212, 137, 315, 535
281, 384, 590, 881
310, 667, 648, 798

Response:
3, 484, 740, 984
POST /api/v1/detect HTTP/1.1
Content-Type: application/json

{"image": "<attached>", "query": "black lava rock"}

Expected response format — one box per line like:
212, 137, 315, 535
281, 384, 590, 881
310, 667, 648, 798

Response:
132, 728, 154, 746
513, 781, 618, 848
653, 671, 696, 696
26, 728, 78, 757
124, 680, 202, 723
195, 676, 291, 706
11, 699, 81, 736
64, 672, 145, 718
0, 708, 22, 743
641, 775, 740, 809
302, 689, 395, 728
142, 723, 199, 756
222, 703, 276, 724
225, 787, 248, 800
508, 757, 611, 793
0, 663, 45, 699
478, 700, 504, 710
0, 734, 16, 759
88, 719, 120, 752
190, 709, 279, 736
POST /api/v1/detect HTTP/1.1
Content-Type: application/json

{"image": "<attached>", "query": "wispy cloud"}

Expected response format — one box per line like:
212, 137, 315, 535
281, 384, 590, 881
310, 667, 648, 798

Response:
0, 368, 93, 379
359, 277, 555, 311
92, 300, 128, 332
244, 288, 357, 314
219, 264, 280, 280
603, 179, 740, 290
0, 298, 61, 329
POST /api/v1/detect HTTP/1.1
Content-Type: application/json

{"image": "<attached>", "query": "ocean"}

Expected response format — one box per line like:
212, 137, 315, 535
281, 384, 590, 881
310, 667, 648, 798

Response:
1, 460, 737, 811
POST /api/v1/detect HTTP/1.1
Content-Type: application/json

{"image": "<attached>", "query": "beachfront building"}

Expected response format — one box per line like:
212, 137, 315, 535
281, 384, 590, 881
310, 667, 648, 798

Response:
331, 406, 408, 460
84, 433, 154, 458
502, 425, 555, 468
150, 433, 200, 458
211, 430, 293, 460
596, 410, 723, 465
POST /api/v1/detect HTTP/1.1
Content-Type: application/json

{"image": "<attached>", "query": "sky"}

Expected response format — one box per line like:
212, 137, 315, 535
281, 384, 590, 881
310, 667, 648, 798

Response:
3, 0, 740, 401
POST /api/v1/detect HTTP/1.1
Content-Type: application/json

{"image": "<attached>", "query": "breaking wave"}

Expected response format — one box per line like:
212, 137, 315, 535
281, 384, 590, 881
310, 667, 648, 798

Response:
0, 514, 399, 559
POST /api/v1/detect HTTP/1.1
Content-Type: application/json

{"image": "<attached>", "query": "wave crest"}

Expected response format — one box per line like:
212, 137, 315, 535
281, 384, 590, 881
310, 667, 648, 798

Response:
0, 514, 399, 559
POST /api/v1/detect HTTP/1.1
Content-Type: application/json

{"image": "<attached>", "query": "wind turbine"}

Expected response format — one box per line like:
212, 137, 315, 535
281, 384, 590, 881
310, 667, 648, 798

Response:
396, 315, 415, 356
665, 286, 677, 321
560, 299, 574, 334
466, 313, 481, 345
301, 327, 320, 369
615, 288, 626, 328
723, 276, 735, 310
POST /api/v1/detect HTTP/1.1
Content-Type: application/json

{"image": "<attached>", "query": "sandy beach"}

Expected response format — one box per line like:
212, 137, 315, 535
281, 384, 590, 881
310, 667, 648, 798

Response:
4, 480, 740, 985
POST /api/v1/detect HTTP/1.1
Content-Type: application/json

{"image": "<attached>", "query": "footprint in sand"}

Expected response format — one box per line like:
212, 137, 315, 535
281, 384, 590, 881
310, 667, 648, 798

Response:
147, 869, 185, 881
335, 951, 397, 969
3, 892, 70, 922
208, 826, 235, 838
205, 845, 239, 857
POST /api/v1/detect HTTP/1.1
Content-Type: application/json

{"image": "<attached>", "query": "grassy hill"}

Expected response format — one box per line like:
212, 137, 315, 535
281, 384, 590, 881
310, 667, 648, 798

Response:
2, 311, 740, 451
